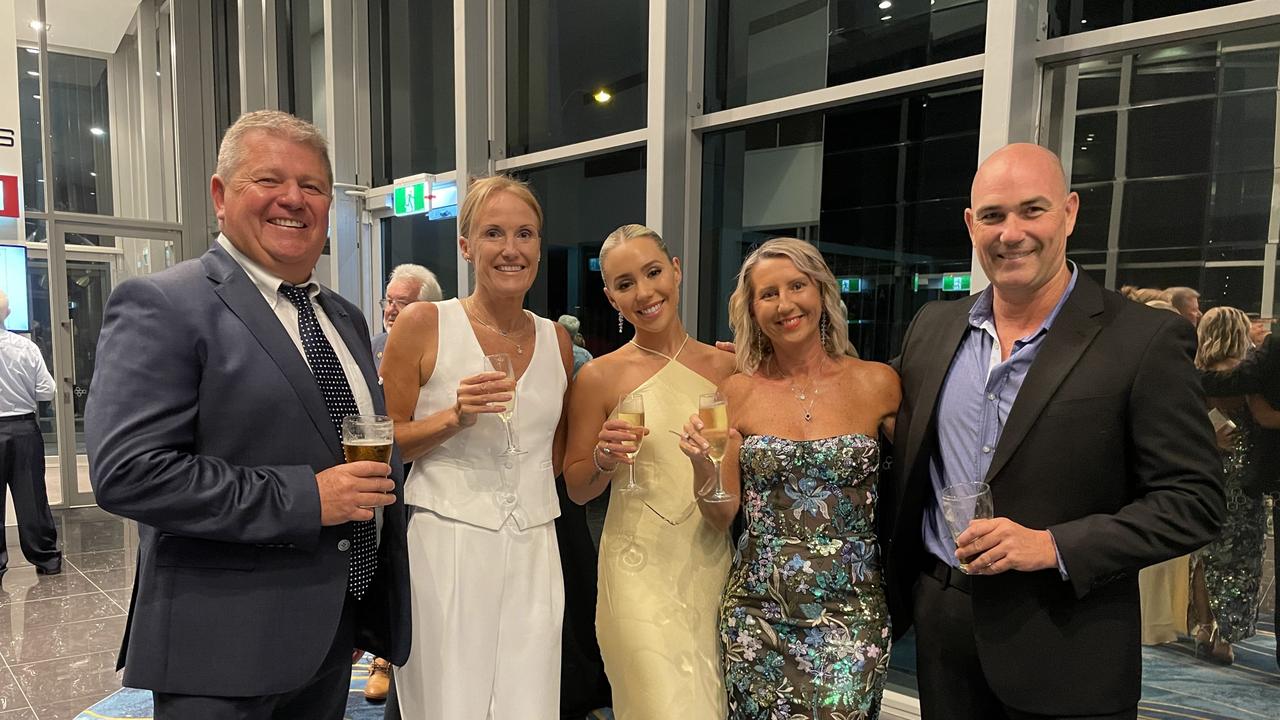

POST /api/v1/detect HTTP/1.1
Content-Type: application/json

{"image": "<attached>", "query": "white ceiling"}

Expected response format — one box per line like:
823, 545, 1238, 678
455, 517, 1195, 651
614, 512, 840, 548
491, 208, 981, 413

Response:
13, 0, 141, 55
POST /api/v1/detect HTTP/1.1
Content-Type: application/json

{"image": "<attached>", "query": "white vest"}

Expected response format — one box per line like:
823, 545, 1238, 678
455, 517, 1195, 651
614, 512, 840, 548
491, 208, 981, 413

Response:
404, 298, 565, 530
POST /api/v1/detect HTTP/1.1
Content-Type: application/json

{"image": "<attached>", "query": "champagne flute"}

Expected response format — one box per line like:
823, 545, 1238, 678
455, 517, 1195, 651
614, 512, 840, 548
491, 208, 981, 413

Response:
484, 353, 525, 457
616, 393, 645, 494
698, 392, 735, 503
941, 481, 993, 573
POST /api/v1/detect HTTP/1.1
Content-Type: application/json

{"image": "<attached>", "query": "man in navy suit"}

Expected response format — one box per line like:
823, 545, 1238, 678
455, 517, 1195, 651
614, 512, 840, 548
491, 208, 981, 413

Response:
85, 110, 410, 719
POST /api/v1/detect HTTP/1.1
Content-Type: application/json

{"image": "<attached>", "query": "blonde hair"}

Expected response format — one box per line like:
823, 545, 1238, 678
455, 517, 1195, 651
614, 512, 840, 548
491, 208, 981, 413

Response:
599, 224, 672, 283
1196, 306, 1250, 370
1120, 285, 1170, 304
727, 237, 857, 375
216, 110, 332, 187
458, 175, 543, 240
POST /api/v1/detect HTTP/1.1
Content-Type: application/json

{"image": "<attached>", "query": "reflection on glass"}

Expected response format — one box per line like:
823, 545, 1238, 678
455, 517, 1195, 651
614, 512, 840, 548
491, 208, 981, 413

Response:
505, 0, 648, 155
705, 0, 986, 112
381, 216, 459, 301
1048, 0, 1255, 38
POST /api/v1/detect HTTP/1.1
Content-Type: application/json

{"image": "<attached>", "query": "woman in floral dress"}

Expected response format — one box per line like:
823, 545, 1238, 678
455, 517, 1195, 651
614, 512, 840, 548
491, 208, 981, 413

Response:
680, 238, 900, 719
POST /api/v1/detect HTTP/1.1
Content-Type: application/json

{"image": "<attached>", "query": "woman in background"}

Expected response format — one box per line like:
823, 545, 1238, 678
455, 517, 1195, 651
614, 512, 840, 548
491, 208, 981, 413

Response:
564, 224, 735, 719
1191, 306, 1276, 664
681, 238, 898, 719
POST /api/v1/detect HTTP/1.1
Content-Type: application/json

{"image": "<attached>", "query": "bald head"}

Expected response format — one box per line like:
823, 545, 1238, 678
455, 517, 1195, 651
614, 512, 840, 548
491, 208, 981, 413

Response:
971, 143, 1070, 205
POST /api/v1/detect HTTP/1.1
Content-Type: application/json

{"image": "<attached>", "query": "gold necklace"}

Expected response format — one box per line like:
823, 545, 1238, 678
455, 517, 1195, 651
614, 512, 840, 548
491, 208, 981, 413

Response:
464, 298, 531, 355
628, 334, 691, 362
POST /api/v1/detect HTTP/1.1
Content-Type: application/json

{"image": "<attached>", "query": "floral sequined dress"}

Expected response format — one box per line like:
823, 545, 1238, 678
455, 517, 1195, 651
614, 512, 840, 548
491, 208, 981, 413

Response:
1199, 405, 1266, 644
720, 434, 890, 720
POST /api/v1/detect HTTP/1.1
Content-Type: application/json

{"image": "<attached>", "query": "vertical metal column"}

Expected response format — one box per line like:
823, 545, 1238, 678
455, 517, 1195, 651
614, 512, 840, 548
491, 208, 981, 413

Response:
455, 0, 492, 298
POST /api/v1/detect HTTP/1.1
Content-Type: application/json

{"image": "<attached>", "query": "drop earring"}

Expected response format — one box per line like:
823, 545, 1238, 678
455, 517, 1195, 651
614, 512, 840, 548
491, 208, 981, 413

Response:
820, 312, 830, 349
618, 310, 624, 334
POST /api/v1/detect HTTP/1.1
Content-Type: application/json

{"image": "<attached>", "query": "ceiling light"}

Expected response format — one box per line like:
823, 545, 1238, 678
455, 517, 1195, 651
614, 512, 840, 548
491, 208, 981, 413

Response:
26, 70, 38, 77
89, 127, 105, 136
155, 71, 161, 77
28, 20, 43, 31
90, 172, 97, 177
1081, 18, 1088, 24
32, 94, 40, 100
25, 47, 38, 54
879, 0, 892, 8
881, 14, 892, 21
592, 89, 612, 104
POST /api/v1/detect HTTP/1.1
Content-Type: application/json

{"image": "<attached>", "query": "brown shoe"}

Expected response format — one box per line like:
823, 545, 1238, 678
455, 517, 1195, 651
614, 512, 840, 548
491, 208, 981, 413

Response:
364, 657, 392, 702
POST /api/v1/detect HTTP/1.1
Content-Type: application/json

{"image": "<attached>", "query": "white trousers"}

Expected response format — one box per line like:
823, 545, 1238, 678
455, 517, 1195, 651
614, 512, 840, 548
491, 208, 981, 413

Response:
396, 508, 564, 720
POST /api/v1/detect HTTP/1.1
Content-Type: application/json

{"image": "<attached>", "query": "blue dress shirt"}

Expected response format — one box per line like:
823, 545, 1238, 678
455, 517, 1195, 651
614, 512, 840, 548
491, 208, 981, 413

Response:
924, 265, 1078, 573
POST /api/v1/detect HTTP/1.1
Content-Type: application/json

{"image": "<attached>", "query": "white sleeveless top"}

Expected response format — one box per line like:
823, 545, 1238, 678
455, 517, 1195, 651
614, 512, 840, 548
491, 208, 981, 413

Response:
404, 298, 566, 530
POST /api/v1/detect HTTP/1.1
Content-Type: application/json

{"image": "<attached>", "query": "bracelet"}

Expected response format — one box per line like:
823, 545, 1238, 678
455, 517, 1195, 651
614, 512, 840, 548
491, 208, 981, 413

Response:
592, 446, 617, 475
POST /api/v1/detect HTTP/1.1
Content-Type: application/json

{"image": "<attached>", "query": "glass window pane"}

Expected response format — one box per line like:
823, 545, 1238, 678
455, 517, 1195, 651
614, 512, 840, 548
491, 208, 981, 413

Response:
705, 0, 986, 112
700, 80, 980, 371
1130, 44, 1217, 103
277, 0, 325, 126
371, 0, 455, 181
515, 149, 646, 357
1076, 59, 1121, 110
18, 3, 181, 222
381, 216, 459, 302
1127, 100, 1214, 178
1048, 0, 1256, 38
506, 0, 648, 156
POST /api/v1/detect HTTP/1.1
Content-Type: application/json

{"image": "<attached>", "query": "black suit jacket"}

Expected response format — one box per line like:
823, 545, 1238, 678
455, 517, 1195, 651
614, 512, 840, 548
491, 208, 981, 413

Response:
886, 272, 1224, 715
84, 244, 411, 697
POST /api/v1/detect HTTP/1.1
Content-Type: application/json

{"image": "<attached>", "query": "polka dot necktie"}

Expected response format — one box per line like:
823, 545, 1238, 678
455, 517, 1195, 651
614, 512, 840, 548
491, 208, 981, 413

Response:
280, 284, 377, 599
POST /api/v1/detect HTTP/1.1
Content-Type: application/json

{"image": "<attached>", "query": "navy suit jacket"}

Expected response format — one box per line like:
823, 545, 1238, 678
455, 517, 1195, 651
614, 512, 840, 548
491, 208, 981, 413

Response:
85, 243, 411, 697
885, 272, 1224, 715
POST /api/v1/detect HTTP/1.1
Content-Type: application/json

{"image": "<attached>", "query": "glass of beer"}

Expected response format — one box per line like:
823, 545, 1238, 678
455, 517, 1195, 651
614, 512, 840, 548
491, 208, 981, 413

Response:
941, 481, 993, 573
616, 393, 645, 493
342, 414, 394, 464
698, 392, 735, 503
484, 353, 526, 456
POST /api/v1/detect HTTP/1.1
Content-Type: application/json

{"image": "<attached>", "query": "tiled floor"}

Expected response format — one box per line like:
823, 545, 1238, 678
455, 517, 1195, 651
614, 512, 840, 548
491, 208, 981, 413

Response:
0, 507, 135, 719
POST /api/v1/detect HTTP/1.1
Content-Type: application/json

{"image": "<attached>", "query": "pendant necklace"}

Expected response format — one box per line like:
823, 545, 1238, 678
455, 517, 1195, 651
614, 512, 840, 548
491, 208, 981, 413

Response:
464, 298, 530, 355
782, 357, 823, 422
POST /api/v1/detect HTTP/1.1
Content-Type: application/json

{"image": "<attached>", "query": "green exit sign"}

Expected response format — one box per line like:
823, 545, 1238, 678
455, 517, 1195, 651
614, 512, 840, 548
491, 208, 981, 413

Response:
942, 273, 971, 292
837, 276, 864, 293
394, 182, 429, 216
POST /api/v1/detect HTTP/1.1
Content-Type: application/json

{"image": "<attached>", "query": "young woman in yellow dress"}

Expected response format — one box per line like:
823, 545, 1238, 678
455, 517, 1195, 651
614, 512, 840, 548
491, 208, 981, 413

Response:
564, 224, 736, 719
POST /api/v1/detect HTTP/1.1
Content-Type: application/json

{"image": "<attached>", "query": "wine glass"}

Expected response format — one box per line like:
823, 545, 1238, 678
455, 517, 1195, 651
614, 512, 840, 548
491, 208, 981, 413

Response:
698, 392, 735, 503
615, 393, 645, 494
941, 481, 993, 573
484, 353, 525, 457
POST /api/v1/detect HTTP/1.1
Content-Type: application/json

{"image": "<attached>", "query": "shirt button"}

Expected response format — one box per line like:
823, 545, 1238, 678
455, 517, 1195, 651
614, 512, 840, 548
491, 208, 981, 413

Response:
982, 445, 991, 453
338, 539, 350, 551
987, 393, 996, 401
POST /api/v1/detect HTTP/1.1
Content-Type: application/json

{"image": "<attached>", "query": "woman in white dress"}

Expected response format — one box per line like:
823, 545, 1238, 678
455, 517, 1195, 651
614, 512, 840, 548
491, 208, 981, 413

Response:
381, 175, 574, 718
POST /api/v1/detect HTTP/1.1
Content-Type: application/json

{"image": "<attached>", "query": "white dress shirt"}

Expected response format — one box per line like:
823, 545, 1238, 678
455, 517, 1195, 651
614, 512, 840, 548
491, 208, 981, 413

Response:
0, 330, 55, 417
217, 235, 374, 417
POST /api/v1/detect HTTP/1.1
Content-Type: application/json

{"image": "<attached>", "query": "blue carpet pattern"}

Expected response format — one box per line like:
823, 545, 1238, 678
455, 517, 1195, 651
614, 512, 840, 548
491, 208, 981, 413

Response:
74, 655, 616, 719
77, 636, 1279, 720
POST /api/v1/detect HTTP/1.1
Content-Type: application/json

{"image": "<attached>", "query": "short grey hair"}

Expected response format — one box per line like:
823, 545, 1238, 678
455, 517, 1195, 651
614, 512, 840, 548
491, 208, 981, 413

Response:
0, 288, 8, 324
387, 264, 443, 301
216, 110, 332, 187
1166, 286, 1200, 311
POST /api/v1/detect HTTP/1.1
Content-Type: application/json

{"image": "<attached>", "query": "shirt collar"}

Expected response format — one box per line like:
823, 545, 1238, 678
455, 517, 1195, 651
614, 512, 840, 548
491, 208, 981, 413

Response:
216, 234, 319, 307
968, 261, 1079, 343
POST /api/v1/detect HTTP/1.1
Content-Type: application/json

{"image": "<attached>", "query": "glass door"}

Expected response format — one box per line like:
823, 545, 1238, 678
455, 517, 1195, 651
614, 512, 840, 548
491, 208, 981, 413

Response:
45, 222, 180, 507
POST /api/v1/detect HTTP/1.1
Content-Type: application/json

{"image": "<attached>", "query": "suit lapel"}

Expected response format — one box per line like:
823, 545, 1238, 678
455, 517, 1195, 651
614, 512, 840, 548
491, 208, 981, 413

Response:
983, 274, 1105, 484
202, 246, 340, 457
903, 299, 975, 487
317, 291, 385, 414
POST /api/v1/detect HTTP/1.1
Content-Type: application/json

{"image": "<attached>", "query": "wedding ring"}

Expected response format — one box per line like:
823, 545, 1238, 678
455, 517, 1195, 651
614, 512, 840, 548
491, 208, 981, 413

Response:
985, 559, 993, 569
601, 446, 612, 455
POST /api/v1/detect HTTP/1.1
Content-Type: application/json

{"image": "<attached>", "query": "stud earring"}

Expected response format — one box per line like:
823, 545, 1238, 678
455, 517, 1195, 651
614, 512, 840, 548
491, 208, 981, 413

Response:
618, 310, 624, 334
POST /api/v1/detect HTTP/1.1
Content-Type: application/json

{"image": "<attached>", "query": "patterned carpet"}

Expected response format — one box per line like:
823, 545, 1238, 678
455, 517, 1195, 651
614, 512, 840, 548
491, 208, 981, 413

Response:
74, 655, 615, 719
76, 634, 1280, 720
